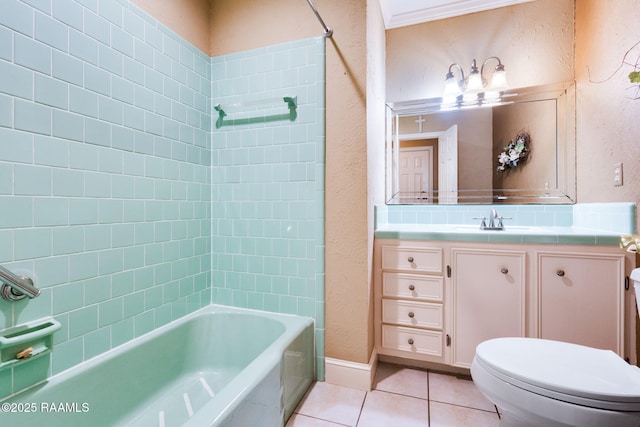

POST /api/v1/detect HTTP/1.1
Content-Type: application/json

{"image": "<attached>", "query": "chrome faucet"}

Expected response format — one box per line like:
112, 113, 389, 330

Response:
488, 208, 498, 229
473, 209, 510, 230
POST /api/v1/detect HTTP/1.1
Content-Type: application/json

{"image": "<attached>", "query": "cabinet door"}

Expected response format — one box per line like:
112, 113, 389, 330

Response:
538, 252, 624, 354
451, 249, 526, 368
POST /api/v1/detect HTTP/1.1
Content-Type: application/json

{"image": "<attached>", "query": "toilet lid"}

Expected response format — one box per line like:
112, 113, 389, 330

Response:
475, 337, 640, 410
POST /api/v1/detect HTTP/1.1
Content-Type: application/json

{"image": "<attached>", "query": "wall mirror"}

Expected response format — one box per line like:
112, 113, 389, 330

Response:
385, 82, 576, 204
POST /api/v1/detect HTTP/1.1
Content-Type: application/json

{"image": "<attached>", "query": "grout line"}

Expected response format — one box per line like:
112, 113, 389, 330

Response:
292, 371, 499, 426
372, 388, 428, 401
353, 390, 368, 427
289, 412, 352, 427
429, 398, 499, 414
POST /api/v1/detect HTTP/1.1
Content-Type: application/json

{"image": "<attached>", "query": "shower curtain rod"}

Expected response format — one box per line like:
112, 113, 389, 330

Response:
305, 0, 333, 38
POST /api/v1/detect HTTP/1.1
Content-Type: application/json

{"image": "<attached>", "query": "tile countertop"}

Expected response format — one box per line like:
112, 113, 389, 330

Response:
374, 223, 625, 245
375, 203, 637, 245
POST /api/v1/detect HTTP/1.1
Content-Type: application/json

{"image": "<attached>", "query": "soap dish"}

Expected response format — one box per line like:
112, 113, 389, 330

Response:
0, 317, 61, 370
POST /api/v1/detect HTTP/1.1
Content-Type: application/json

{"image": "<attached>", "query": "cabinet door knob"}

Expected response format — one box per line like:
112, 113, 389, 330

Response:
408, 338, 414, 345
556, 269, 565, 277
408, 284, 415, 291
407, 256, 414, 263
408, 311, 415, 318
500, 267, 508, 274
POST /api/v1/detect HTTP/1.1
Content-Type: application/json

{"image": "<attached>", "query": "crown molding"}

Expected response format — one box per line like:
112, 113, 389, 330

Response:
379, 0, 536, 29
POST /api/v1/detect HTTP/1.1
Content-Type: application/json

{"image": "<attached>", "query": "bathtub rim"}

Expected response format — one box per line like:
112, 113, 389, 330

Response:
185, 307, 315, 426
2, 304, 315, 425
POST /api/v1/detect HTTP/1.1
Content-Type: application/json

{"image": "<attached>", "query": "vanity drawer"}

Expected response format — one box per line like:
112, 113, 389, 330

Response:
382, 324, 443, 357
381, 245, 442, 273
383, 272, 443, 301
382, 299, 443, 329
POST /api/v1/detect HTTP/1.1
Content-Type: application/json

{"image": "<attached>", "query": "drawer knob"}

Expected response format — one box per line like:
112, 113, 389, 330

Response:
408, 338, 414, 345
556, 269, 565, 277
407, 256, 414, 263
408, 311, 415, 318
501, 267, 508, 274
408, 284, 415, 291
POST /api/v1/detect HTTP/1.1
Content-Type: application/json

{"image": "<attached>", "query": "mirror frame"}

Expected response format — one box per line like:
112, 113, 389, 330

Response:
385, 82, 576, 205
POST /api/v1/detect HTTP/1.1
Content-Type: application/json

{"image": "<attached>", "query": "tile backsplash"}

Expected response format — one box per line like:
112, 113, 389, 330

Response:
377, 202, 636, 234
0, 0, 211, 398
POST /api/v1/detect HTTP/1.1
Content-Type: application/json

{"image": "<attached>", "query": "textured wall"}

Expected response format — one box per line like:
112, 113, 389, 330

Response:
386, 0, 575, 101
0, 0, 211, 398
366, 0, 387, 360
575, 0, 640, 214
493, 100, 556, 192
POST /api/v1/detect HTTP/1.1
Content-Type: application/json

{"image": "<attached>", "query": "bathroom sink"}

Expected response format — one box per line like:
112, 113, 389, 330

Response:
453, 225, 484, 231
453, 225, 540, 232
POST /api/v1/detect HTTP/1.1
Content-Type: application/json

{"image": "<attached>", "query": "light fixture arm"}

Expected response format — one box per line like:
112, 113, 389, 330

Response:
446, 63, 466, 88
480, 56, 505, 78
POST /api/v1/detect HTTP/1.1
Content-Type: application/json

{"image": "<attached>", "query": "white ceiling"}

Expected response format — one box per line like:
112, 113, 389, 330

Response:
378, 0, 536, 29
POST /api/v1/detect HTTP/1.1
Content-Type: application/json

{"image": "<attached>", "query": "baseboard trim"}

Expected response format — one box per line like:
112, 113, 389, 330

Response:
324, 349, 378, 391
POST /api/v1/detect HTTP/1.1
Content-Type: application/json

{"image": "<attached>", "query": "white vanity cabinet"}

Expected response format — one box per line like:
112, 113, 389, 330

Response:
375, 242, 447, 364
374, 239, 632, 370
537, 251, 625, 355
450, 248, 526, 368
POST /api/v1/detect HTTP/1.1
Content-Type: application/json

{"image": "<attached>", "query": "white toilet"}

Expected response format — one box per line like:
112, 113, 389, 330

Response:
471, 269, 640, 427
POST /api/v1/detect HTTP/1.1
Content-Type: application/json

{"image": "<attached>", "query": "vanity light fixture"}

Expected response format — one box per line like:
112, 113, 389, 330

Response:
442, 57, 508, 108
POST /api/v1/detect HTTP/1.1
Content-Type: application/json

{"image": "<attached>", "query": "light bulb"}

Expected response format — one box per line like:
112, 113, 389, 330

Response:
443, 76, 463, 105
463, 72, 483, 104
491, 69, 508, 91
485, 67, 508, 101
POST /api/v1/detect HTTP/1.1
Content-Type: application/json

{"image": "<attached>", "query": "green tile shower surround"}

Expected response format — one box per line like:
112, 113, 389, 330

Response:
375, 203, 636, 244
0, 0, 212, 398
211, 37, 326, 380
0, 0, 326, 400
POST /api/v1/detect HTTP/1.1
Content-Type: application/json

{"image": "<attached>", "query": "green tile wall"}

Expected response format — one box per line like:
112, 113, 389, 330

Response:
211, 37, 326, 380
0, 0, 211, 398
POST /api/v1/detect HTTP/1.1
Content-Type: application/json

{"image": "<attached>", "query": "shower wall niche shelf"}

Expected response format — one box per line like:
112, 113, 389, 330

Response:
0, 317, 61, 370
214, 96, 298, 128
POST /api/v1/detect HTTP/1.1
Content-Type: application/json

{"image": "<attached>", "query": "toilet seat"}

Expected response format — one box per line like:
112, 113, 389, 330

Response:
474, 337, 640, 412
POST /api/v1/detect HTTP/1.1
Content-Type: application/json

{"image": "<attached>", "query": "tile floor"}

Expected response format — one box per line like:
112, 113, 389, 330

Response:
286, 362, 501, 427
